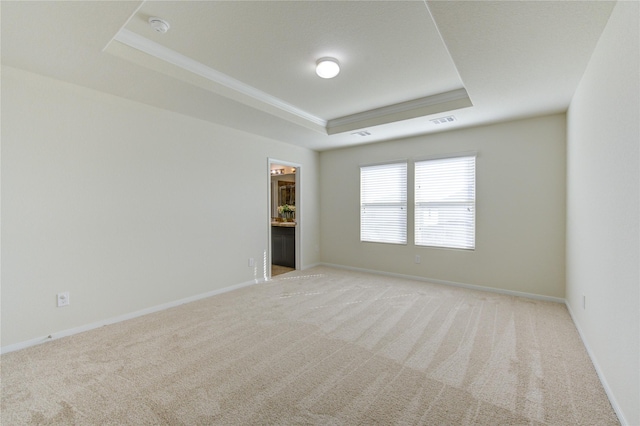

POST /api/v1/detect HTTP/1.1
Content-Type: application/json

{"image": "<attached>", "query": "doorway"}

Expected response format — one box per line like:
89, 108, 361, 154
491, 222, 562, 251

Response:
269, 159, 300, 277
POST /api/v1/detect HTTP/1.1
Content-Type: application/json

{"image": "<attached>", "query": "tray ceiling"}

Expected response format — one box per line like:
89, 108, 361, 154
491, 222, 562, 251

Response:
1, 1, 616, 150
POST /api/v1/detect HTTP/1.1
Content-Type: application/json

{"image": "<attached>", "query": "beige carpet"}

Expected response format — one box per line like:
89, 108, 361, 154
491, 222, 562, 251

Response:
1, 266, 618, 425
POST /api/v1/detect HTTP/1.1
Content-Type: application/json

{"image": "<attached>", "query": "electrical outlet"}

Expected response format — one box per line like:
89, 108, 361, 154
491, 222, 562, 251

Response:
414, 255, 421, 264
57, 292, 70, 307
248, 257, 255, 267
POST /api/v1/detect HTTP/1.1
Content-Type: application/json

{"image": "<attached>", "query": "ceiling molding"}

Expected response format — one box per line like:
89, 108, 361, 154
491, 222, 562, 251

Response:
326, 89, 473, 135
111, 29, 473, 137
111, 29, 477, 137
113, 29, 327, 128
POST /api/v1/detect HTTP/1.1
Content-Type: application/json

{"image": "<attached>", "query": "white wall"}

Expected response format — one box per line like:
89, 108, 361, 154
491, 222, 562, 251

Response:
566, 1, 639, 424
1, 66, 320, 349
320, 114, 566, 299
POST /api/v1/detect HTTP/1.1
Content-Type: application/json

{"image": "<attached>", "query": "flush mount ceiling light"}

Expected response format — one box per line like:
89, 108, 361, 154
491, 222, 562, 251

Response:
315, 57, 340, 79
148, 17, 170, 34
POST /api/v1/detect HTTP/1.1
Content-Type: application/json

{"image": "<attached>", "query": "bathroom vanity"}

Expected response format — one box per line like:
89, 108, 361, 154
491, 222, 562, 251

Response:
271, 222, 295, 268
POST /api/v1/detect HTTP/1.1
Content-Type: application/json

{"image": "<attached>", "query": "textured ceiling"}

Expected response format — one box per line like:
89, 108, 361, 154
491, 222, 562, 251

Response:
122, 1, 464, 119
1, 1, 617, 151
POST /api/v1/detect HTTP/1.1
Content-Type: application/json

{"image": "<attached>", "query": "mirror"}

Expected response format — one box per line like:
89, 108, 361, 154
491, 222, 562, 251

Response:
271, 165, 296, 222
278, 181, 295, 206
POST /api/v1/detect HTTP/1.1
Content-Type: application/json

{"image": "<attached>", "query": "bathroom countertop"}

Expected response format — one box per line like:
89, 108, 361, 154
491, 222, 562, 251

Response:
271, 221, 296, 227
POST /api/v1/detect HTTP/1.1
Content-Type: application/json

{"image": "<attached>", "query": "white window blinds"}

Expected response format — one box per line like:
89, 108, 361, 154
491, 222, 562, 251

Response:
415, 156, 475, 249
360, 162, 407, 244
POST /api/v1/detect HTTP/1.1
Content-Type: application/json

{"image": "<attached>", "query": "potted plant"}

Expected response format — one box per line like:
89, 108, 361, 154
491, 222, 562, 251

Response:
277, 204, 296, 221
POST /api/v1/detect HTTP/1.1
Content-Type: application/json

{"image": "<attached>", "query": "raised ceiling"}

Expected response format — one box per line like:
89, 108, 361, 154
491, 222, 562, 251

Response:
1, 1, 616, 151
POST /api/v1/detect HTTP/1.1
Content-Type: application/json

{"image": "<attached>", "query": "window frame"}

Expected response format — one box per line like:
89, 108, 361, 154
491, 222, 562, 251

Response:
360, 161, 408, 245
414, 155, 476, 250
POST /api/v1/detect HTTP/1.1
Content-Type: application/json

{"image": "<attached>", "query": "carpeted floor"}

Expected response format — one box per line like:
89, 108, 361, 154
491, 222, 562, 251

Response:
1, 266, 618, 425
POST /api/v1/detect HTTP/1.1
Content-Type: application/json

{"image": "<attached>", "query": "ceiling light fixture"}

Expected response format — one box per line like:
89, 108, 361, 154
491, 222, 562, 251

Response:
148, 17, 170, 34
315, 57, 340, 79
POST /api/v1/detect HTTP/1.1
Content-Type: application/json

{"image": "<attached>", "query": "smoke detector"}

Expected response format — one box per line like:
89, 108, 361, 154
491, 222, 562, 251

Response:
148, 17, 170, 34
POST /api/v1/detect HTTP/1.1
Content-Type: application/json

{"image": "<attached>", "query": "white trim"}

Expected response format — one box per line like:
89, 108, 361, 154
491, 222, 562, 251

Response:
320, 263, 565, 303
413, 150, 478, 163
111, 30, 472, 135
565, 302, 627, 426
268, 158, 303, 274
329, 89, 469, 128
0, 278, 264, 355
359, 158, 409, 169
326, 89, 471, 134
113, 29, 326, 128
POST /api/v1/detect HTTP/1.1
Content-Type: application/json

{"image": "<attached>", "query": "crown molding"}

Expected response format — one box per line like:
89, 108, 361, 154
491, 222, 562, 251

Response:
111, 29, 471, 136
113, 29, 327, 128
326, 89, 472, 135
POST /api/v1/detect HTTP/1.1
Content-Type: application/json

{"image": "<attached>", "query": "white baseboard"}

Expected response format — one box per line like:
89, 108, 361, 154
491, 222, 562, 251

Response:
319, 263, 565, 303
1, 278, 264, 355
565, 302, 627, 426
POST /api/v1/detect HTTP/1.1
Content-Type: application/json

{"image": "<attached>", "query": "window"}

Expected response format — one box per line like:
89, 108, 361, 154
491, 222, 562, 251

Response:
360, 162, 407, 244
415, 156, 475, 249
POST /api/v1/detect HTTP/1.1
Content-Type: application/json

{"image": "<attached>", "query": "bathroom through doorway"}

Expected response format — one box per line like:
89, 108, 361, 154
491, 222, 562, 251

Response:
269, 159, 300, 277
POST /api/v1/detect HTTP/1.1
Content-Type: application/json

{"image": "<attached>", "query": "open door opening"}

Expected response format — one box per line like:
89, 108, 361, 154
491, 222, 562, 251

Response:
269, 160, 300, 277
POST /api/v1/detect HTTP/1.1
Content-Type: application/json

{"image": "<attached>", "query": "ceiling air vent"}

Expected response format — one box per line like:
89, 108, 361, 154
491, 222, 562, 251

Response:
430, 116, 456, 125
